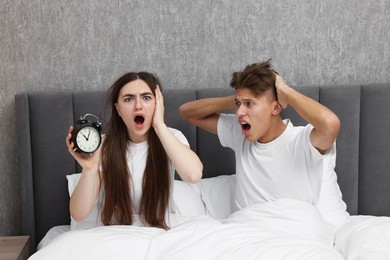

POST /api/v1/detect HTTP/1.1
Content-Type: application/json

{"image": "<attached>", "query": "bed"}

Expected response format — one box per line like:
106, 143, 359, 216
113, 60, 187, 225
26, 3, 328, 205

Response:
15, 85, 390, 259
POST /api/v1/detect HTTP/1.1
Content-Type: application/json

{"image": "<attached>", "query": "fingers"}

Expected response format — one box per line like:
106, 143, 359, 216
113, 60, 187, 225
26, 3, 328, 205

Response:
275, 74, 288, 89
155, 85, 163, 105
152, 85, 166, 128
155, 85, 164, 111
66, 126, 77, 153
66, 126, 73, 146
274, 74, 284, 86
273, 75, 289, 109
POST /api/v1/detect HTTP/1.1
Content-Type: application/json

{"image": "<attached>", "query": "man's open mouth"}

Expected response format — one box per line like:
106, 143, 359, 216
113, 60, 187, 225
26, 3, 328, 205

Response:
134, 115, 145, 127
241, 123, 251, 131
241, 123, 251, 136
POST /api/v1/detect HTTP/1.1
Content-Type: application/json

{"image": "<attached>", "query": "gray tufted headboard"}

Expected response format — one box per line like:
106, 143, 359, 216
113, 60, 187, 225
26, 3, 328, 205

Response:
16, 84, 390, 251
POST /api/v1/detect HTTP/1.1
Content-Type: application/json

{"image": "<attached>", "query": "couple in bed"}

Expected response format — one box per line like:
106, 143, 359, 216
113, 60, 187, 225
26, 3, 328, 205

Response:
66, 59, 340, 229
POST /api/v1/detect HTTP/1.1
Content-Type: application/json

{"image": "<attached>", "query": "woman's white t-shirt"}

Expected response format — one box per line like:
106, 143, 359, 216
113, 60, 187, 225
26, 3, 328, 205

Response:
126, 127, 189, 214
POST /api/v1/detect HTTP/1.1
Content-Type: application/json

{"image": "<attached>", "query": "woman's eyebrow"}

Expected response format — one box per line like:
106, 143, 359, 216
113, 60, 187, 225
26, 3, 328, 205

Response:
122, 92, 153, 98
140, 92, 153, 96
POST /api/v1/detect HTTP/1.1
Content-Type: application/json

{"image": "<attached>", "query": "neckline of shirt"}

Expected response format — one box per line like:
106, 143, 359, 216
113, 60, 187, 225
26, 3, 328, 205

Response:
254, 119, 292, 149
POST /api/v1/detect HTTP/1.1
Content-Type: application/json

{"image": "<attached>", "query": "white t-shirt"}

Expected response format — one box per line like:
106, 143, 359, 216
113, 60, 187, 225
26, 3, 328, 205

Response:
126, 127, 189, 214
99, 128, 189, 215
218, 113, 324, 210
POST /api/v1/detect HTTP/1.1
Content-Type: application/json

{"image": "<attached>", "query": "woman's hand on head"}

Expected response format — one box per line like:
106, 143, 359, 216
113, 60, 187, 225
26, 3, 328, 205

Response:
152, 85, 166, 129
66, 126, 101, 171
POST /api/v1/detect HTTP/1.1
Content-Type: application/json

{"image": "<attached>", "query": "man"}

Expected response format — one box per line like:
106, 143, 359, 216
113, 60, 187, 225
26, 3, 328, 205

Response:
179, 60, 340, 211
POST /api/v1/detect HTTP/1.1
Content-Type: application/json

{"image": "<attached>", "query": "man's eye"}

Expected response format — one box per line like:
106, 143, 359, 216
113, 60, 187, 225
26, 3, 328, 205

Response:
234, 101, 241, 107
246, 102, 253, 107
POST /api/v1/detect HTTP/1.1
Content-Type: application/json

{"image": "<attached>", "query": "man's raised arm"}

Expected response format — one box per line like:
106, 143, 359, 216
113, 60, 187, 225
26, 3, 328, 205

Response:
275, 75, 340, 153
179, 96, 236, 135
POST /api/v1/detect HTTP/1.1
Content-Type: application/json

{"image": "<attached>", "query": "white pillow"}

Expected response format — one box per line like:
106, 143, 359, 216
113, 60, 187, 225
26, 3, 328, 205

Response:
66, 173, 81, 196
197, 175, 236, 219
66, 173, 102, 230
172, 180, 206, 216
316, 143, 350, 230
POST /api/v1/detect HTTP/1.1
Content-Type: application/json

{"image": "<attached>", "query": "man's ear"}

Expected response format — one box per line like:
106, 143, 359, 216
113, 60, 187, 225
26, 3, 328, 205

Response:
272, 101, 283, 115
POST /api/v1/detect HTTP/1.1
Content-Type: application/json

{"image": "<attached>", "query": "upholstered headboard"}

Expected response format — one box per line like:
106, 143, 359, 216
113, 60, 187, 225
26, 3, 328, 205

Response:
16, 84, 390, 250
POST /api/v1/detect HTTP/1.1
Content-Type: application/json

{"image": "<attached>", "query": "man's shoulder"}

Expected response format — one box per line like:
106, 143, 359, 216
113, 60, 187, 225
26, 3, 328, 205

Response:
219, 113, 236, 120
284, 120, 313, 134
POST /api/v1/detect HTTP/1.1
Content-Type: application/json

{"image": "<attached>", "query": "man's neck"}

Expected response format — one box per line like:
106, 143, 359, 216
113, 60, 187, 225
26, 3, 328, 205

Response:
257, 117, 287, 143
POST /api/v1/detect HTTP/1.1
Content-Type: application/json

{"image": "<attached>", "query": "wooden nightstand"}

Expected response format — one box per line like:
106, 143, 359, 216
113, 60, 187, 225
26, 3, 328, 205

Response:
0, 236, 30, 260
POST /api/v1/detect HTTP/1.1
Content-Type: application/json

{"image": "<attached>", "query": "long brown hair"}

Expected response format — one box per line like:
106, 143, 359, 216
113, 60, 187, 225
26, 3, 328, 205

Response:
100, 72, 170, 229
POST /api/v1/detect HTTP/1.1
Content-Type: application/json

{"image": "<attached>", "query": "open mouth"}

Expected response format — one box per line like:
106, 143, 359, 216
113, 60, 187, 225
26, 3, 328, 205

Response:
134, 115, 145, 127
241, 123, 251, 136
242, 123, 251, 131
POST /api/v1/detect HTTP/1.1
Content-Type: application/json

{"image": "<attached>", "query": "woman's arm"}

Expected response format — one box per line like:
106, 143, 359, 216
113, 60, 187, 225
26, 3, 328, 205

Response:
153, 86, 203, 184
66, 126, 101, 221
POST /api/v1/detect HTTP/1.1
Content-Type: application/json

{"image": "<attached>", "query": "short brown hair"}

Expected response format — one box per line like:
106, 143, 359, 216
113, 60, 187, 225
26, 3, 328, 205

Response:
230, 59, 277, 99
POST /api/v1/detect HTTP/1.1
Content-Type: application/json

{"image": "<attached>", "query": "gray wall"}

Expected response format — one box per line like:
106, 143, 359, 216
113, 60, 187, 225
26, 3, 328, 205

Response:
1, 0, 389, 236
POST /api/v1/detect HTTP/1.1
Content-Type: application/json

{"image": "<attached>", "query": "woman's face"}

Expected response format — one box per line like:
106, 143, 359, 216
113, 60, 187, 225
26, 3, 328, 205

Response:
115, 79, 156, 143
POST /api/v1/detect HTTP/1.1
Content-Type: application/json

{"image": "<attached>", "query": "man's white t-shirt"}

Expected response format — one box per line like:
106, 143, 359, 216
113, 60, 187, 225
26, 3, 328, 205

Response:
217, 113, 325, 210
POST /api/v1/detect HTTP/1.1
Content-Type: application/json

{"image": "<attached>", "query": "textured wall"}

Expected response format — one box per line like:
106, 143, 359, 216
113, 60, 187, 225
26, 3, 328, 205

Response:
1, 0, 389, 236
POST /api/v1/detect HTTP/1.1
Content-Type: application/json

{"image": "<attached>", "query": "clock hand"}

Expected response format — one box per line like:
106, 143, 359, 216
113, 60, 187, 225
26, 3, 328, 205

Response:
87, 130, 91, 140
82, 133, 88, 140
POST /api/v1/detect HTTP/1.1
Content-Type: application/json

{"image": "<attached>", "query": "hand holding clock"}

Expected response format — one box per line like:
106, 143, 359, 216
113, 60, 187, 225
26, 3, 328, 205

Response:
66, 126, 101, 172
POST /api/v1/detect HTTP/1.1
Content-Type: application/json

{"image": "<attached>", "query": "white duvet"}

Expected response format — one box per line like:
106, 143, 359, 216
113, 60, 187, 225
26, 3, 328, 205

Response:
30, 199, 344, 260
30, 199, 390, 260
335, 215, 390, 260
32, 155, 390, 259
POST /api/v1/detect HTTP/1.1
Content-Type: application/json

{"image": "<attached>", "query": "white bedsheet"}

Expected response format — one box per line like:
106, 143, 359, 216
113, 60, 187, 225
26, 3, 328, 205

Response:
335, 215, 390, 260
30, 199, 343, 260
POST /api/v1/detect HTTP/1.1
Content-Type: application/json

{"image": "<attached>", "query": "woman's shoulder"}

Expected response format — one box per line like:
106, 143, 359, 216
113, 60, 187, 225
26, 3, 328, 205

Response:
167, 127, 182, 135
168, 127, 189, 146
167, 127, 185, 139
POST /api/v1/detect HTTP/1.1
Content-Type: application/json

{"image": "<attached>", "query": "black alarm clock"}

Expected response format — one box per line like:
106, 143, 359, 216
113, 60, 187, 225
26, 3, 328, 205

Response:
71, 113, 102, 153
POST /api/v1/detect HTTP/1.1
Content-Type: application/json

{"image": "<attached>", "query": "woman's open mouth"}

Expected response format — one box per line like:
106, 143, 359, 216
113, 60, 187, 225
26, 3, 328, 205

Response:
134, 115, 145, 128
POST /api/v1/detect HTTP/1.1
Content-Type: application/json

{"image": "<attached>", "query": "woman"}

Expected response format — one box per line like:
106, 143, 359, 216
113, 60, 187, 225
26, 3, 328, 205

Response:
66, 72, 203, 229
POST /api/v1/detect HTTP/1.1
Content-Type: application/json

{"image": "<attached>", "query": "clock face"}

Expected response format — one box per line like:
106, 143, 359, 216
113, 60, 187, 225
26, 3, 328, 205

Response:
75, 126, 101, 153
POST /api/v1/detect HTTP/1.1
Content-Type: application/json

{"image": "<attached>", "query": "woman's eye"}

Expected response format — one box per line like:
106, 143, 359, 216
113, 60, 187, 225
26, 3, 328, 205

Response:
124, 97, 133, 102
234, 101, 241, 107
143, 95, 152, 101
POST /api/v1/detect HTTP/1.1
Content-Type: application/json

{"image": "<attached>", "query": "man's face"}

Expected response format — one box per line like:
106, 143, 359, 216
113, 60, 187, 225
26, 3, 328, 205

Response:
234, 88, 278, 143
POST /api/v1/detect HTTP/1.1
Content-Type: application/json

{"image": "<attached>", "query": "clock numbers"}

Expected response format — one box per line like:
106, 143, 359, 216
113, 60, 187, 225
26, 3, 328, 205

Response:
76, 126, 101, 153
